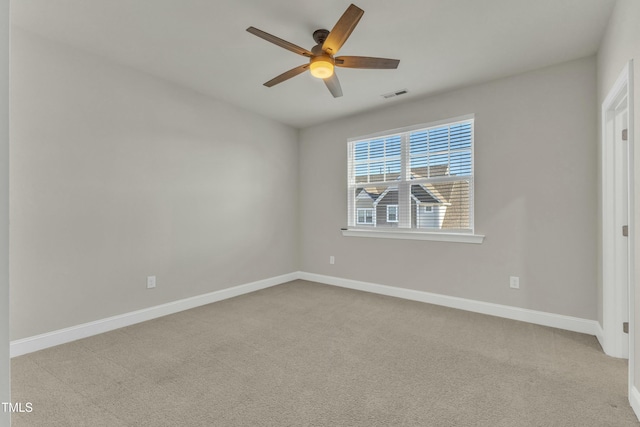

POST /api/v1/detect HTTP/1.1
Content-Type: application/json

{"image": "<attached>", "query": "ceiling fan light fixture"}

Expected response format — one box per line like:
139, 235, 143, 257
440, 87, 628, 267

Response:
247, 4, 399, 97
309, 56, 334, 79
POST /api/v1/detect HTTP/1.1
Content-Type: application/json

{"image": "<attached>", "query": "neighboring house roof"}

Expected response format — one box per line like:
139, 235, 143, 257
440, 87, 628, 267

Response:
410, 164, 449, 180
356, 187, 386, 203
357, 185, 444, 205
409, 164, 452, 204
411, 185, 441, 204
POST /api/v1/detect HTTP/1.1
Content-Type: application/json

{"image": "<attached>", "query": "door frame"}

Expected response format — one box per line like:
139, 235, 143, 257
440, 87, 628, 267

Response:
600, 60, 635, 379
601, 60, 635, 362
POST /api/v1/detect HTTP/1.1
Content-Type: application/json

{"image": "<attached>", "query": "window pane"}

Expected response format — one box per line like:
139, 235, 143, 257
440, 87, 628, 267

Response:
355, 141, 368, 160
429, 127, 449, 152
352, 185, 400, 228
411, 181, 470, 230
450, 123, 472, 150
356, 201, 374, 225
386, 135, 401, 157
353, 135, 403, 184
410, 156, 427, 179
428, 153, 449, 176
386, 159, 401, 181
369, 139, 385, 159
375, 187, 399, 228
355, 163, 368, 176
450, 151, 472, 176
410, 131, 428, 154
355, 164, 368, 183
387, 205, 398, 222
369, 162, 384, 181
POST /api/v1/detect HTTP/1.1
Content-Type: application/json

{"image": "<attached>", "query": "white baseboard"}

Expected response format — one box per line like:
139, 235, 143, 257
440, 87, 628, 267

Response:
299, 272, 599, 336
10, 272, 299, 358
630, 385, 640, 421
595, 321, 606, 352
12, 271, 601, 358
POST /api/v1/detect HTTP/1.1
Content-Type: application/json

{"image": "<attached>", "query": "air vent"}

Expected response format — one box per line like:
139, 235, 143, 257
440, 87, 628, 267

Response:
382, 89, 408, 99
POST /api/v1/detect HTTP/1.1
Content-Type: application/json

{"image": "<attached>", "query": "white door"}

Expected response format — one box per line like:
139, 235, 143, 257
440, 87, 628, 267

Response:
601, 61, 634, 362
614, 94, 630, 357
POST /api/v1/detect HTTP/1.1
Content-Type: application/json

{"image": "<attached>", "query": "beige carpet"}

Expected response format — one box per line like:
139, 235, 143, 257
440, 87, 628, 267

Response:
11, 280, 639, 426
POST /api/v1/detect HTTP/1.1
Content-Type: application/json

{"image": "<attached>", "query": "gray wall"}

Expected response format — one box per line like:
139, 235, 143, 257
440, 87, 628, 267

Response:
0, 0, 9, 424
299, 56, 597, 320
10, 29, 299, 340
597, 0, 640, 393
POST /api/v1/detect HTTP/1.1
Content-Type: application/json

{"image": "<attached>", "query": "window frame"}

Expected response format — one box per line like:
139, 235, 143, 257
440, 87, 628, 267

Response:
345, 114, 484, 244
386, 204, 398, 223
356, 208, 374, 225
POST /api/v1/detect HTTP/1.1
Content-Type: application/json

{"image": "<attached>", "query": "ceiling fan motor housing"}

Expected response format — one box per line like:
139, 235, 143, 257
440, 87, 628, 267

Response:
312, 29, 330, 44
311, 43, 331, 57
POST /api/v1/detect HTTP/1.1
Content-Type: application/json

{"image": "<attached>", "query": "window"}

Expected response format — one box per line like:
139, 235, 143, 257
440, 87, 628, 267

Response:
357, 208, 373, 225
387, 205, 398, 222
347, 115, 475, 234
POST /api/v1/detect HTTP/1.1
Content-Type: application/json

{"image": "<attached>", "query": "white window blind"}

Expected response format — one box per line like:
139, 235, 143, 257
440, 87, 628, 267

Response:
347, 116, 474, 233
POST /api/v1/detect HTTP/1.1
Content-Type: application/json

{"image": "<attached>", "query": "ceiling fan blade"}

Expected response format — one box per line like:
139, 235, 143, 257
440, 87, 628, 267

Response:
247, 27, 313, 57
335, 56, 400, 69
323, 73, 343, 98
322, 4, 364, 55
264, 64, 309, 87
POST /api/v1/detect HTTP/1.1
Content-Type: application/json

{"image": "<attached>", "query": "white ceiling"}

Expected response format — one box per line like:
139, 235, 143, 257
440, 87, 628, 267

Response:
11, 0, 616, 129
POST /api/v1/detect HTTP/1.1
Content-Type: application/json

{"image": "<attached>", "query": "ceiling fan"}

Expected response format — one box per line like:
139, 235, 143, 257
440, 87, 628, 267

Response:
246, 3, 400, 98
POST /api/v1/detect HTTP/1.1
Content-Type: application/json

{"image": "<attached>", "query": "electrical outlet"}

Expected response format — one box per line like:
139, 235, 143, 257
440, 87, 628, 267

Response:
147, 276, 156, 289
329, 256, 335, 265
509, 276, 520, 289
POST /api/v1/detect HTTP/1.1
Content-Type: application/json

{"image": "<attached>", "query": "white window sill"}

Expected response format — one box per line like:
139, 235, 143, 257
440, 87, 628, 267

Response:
341, 228, 485, 244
